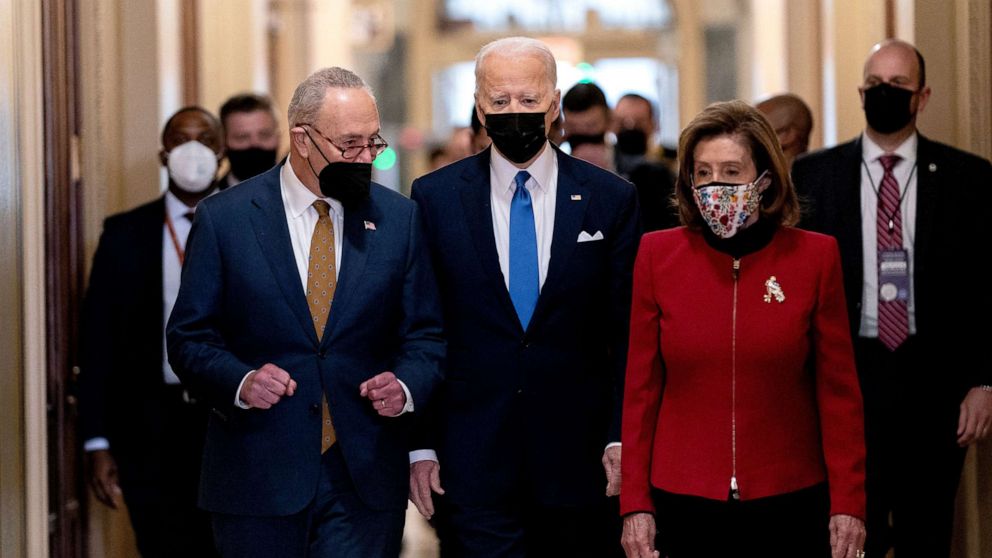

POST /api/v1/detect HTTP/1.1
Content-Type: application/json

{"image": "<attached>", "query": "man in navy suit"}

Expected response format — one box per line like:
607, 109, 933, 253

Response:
409, 37, 639, 557
167, 67, 445, 558
793, 40, 992, 558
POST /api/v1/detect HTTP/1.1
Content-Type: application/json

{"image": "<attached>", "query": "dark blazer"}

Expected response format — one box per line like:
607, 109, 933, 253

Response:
167, 166, 445, 516
78, 197, 171, 451
792, 134, 992, 393
410, 146, 640, 508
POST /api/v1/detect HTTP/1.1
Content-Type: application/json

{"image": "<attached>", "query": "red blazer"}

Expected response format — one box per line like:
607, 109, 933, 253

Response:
620, 226, 865, 520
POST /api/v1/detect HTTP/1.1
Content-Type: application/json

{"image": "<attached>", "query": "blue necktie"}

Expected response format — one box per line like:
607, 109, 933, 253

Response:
509, 171, 539, 330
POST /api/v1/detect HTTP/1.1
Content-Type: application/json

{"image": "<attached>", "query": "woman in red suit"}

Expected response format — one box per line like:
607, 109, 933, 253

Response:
620, 101, 866, 558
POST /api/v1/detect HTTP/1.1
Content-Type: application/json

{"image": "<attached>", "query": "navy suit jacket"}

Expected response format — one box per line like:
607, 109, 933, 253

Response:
793, 134, 992, 395
167, 166, 445, 516
410, 146, 639, 508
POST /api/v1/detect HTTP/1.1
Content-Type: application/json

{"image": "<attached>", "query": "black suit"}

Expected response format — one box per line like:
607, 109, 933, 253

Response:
78, 197, 216, 557
793, 134, 992, 558
411, 146, 639, 557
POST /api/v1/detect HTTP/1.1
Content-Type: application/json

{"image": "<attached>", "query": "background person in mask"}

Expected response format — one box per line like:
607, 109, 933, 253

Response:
621, 100, 866, 558
756, 93, 813, 167
792, 39, 992, 558
613, 93, 677, 173
166, 66, 444, 558
77, 106, 224, 557
410, 36, 639, 557
562, 81, 613, 170
218, 92, 281, 187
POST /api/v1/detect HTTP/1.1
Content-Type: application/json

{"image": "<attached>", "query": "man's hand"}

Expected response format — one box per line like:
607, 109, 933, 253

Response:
621, 512, 659, 558
829, 514, 866, 558
603, 445, 621, 497
359, 371, 406, 417
87, 450, 121, 509
409, 459, 444, 519
957, 387, 992, 446
240, 363, 296, 409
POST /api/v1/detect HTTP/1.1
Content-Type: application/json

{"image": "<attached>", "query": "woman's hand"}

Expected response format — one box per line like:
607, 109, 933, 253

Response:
621, 512, 660, 558
829, 514, 866, 558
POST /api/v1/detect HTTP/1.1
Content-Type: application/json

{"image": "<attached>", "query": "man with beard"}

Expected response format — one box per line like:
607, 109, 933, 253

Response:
79, 106, 225, 556
218, 93, 281, 187
167, 67, 444, 557
793, 39, 992, 558
409, 36, 638, 557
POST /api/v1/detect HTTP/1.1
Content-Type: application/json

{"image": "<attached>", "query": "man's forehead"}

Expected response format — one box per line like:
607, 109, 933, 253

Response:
865, 45, 918, 79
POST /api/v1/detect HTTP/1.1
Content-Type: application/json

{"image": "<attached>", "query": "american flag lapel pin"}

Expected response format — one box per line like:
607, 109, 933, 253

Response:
364, 220, 376, 231
570, 194, 582, 201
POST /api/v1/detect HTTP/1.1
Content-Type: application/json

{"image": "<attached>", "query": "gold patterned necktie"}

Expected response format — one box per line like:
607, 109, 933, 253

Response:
308, 200, 337, 453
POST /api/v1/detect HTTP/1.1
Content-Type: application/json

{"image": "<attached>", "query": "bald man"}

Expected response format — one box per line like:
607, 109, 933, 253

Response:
793, 39, 992, 558
756, 93, 813, 165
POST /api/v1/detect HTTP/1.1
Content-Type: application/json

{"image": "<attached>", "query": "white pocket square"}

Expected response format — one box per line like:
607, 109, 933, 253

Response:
577, 230, 604, 243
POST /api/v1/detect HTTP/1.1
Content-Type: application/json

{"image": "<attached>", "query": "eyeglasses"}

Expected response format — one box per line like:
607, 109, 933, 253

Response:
302, 124, 388, 160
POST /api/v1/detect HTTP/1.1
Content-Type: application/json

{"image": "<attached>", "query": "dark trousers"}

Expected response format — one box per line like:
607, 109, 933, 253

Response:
211, 444, 405, 558
116, 385, 217, 558
436, 493, 624, 558
652, 484, 831, 558
856, 337, 968, 558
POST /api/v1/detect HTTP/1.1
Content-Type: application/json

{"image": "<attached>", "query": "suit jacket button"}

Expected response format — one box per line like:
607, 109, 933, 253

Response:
310, 404, 320, 415
318, 351, 326, 359
516, 389, 523, 395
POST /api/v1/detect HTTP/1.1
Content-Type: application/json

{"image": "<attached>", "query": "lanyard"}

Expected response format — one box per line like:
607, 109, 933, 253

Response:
861, 158, 917, 233
164, 212, 187, 266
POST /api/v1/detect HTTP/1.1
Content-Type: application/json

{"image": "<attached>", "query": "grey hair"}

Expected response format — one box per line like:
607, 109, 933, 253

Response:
287, 66, 376, 126
475, 36, 557, 94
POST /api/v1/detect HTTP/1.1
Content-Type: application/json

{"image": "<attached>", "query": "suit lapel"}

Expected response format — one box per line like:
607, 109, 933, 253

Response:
913, 135, 938, 283
249, 178, 319, 346
322, 197, 376, 345
459, 149, 521, 326
529, 151, 591, 330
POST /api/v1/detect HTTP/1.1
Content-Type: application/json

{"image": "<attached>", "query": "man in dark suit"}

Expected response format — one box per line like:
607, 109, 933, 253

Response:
409, 36, 639, 557
78, 106, 225, 557
792, 39, 992, 558
167, 67, 444, 558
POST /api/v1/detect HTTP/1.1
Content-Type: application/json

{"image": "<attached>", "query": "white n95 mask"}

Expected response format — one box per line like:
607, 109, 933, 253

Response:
167, 140, 218, 193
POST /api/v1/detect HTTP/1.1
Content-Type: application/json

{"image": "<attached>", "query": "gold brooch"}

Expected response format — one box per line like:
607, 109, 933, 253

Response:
763, 276, 785, 303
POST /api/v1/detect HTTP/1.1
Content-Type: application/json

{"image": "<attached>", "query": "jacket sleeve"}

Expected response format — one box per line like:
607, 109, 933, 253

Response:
166, 202, 253, 409
813, 237, 867, 520
619, 236, 665, 516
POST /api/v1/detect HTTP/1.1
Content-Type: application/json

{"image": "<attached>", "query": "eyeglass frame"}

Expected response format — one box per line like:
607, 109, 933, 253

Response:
299, 123, 388, 161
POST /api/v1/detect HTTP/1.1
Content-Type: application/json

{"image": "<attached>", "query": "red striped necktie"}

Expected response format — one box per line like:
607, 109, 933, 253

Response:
876, 154, 908, 351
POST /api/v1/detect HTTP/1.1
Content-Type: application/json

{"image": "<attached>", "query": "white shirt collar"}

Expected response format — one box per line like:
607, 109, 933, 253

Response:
862, 131, 918, 165
280, 154, 344, 218
164, 190, 195, 221
490, 142, 555, 194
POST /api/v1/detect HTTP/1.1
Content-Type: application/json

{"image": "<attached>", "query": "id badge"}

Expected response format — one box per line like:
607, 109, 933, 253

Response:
879, 249, 910, 302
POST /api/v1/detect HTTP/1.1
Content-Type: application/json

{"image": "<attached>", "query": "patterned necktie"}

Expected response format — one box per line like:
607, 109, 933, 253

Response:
508, 171, 539, 330
308, 200, 337, 452
876, 154, 908, 351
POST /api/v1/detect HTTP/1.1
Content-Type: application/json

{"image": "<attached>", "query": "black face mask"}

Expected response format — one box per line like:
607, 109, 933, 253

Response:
863, 83, 916, 134
566, 133, 606, 150
227, 147, 277, 181
615, 128, 648, 156
484, 109, 549, 164
305, 129, 371, 207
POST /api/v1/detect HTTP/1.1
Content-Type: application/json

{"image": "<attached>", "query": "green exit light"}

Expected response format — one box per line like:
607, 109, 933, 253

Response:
577, 62, 595, 83
373, 146, 397, 170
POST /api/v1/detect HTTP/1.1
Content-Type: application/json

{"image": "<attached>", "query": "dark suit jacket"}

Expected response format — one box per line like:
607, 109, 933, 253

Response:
167, 166, 445, 516
410, 146, 640, 508
792, 134, 992, 394
78, 197, 177, 453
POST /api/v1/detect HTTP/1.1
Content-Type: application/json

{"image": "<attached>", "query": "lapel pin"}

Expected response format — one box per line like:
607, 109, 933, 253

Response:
570, 194, 582, 201
928, 163, 937, 172
364, 220, 376, 231
763, 275, 785, 303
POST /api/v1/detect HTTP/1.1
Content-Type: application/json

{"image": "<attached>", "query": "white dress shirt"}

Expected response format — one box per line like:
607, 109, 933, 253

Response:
490, 143, 558, 290
235, 156, 413, 413
859, 132, 918, 337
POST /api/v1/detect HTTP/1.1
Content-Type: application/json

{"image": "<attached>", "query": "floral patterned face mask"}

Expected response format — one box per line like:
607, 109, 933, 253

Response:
692, 170, 769, 239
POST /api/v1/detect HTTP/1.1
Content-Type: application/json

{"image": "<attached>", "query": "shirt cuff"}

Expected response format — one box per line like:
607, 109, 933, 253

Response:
235, 370, 254, 409
409, 449, 438, 464
395, 379, 414, 416
605, 442, 622, 451
84, 437, 109, 452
